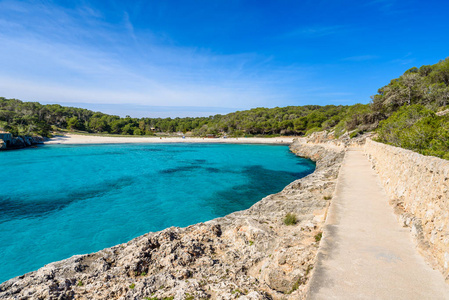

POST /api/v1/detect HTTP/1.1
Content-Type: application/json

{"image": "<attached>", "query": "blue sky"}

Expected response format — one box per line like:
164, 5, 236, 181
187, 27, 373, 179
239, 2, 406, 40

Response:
0, 0, 448, 117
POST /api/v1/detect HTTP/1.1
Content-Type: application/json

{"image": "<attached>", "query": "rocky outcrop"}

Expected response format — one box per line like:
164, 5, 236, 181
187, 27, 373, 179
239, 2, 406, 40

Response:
6, 136, 46, 149
0, 135, 46, 150
305, 130, 375, 148
305, 131, 349, 147
436, 109, 449, 116
0, 139, 345, 300
364, 139, 449, 282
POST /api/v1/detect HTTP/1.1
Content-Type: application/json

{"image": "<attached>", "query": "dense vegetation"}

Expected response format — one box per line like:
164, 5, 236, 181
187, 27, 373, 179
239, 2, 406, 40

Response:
377, 105, 449, 159
372, 58, 449, 159
1, 57, 448, 158
0, 98, 356, 137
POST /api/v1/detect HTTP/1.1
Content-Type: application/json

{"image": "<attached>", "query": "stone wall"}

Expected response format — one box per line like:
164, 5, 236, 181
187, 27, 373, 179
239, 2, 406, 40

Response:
364, 139, 449, 281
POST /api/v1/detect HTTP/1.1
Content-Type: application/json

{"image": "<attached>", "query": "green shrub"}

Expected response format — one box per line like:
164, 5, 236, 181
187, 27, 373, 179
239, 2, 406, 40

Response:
377, 105, 434, 145
349, 129, 362, 139
283, 213, 297, 225
333, 121, 346, 138
315, 232, 322, 242
377, 105, 449, 159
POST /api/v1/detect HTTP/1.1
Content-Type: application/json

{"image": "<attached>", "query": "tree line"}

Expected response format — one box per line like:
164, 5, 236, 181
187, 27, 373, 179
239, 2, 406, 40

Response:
1, 57, 448, 158
0, 98, 354, 137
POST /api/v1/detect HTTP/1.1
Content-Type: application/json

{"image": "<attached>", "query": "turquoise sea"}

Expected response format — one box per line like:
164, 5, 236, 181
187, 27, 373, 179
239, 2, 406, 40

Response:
0, 143, 314, 283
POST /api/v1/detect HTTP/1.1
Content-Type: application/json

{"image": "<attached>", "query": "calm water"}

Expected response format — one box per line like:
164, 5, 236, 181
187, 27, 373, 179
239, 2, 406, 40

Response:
0, 143, 314, 283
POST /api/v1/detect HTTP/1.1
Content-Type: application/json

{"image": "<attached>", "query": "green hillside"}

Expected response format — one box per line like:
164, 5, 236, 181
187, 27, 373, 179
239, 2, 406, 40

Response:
371, 58, 449, 159
1, 57, 448, 158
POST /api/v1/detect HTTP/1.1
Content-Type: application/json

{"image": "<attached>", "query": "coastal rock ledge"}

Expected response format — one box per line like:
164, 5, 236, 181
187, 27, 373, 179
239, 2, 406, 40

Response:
0, 135, 46, 150
0, 138, 344, 300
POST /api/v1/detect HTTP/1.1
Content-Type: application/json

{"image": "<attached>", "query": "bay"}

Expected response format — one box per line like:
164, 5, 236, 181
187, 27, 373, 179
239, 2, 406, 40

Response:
0, 143, 315, 283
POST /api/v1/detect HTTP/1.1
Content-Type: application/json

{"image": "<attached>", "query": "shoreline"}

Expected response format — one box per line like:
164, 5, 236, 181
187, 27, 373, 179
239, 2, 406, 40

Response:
45, 134, 295, 145
1, 137, 345, 299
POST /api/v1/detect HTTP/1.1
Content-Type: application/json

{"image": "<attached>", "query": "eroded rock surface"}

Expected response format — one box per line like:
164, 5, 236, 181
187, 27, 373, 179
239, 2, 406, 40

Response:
0, 135, 46, 150
0, 139, 344, 300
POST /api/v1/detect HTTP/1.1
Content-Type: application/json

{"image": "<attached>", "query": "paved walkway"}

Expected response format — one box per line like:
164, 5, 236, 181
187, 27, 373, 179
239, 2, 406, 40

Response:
308, 148, 449, 300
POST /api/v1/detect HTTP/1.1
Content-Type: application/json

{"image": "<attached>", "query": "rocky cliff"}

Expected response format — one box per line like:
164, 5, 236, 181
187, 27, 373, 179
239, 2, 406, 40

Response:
0, 139, 345, 300
364, 139, 449, 282
0, 136, 46, 150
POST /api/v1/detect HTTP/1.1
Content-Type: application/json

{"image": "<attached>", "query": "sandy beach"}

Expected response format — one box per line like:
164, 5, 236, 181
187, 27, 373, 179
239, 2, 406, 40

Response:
45, 134, 296, 145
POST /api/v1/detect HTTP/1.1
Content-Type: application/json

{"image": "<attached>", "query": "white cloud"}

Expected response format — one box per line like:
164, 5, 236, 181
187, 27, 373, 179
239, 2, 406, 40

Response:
0, 1, 357, 116
0, 2, 292, 109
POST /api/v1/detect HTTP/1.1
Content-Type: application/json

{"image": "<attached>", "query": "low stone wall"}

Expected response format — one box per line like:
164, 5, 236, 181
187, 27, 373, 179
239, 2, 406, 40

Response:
364, 139, 449, 281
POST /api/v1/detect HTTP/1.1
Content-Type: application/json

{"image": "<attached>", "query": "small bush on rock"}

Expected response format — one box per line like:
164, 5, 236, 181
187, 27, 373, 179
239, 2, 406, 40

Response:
283, 213, 297, 225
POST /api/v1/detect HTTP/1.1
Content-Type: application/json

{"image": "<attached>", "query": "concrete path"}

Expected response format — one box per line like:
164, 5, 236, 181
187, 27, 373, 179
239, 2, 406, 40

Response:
308, 148, 449, 300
